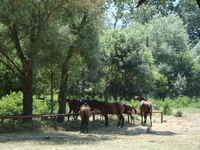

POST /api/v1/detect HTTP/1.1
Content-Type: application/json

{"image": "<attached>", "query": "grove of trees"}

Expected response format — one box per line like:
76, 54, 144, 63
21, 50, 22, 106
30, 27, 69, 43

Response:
0, 0, 200, 122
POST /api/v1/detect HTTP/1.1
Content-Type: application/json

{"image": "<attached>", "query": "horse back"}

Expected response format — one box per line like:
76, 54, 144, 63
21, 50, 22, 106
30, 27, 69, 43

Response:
140, 100, 152, 113
80, 105, 91, 119
68, 99, 79, 112
104, 102, 125, 114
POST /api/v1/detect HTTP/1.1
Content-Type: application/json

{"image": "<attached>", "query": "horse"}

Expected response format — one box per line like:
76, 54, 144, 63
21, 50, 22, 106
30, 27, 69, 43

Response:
134, 96, 147, 101
91, 101, 125, 127
134, 96, 152, 126
66, 98, 82, 121
123, 104, 137, 126
79, 103, 91, 133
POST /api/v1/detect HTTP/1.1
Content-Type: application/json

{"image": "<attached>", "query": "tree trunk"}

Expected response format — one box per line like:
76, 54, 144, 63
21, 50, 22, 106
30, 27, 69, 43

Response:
22, 69, 33, 120
57, 67, 68, 122
50, 70, 54, 114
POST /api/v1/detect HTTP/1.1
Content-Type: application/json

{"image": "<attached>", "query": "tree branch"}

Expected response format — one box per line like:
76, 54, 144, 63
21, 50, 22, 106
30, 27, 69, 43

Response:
9, 24, 27, 67
0, 59, 23, 80
28, 0, 70, 72
0, 46, 24, 76
187, 33, 200, 44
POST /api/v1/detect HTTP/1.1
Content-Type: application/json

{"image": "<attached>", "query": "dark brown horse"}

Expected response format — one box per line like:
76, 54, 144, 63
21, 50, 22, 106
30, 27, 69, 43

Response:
123, 104, 137, 126
80, 103, 91, 133
66, 97, 99, 121
66, 98, 81, 121
134, 96, 152, 126
91, 101, 125, 127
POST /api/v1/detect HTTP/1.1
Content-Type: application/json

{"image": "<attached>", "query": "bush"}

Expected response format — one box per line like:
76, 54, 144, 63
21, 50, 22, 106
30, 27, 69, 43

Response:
163, 103, 172, 115
0, 92, 56, 115
0, 91, 23, 115
174, 110, 183, 117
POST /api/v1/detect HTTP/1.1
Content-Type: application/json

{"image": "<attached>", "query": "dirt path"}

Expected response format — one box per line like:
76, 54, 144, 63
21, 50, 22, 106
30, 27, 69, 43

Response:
0, 109, 200, 150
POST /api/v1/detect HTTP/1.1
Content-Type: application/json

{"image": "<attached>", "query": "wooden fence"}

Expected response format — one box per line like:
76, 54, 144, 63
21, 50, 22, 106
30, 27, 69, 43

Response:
0, 110, 163, 131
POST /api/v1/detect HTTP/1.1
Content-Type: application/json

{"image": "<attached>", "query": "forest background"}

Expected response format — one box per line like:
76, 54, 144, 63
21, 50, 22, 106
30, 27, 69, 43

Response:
0, 0, 200, 122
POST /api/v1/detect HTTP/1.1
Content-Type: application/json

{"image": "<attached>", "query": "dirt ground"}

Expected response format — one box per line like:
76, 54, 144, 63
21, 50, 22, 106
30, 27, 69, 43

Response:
0, 108, 200, 150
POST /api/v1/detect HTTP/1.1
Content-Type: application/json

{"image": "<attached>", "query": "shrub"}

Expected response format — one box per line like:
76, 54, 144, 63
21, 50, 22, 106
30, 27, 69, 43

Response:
174, 110, 183, 117
0, 91, 23, 115
163, 103, 172, 115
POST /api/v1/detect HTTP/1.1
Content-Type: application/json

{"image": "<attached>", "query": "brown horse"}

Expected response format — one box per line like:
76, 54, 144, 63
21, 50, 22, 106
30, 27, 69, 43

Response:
91, 101, 125, 127
80, 103, 91, 133
66, 98, 81, 121
134, 96, 152, 126
123, 104, 137, 126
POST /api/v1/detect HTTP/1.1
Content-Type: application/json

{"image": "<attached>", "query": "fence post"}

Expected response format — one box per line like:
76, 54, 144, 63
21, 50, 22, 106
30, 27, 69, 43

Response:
12, 118, 15, 131
54, 116, 57, 130
161, 112, 163, 123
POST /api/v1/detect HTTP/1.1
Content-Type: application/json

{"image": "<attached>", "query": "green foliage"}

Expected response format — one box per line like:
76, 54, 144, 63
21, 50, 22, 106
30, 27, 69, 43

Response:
0, 92, 59, 115
163, 103, 172, 115
33, 98, 49, 114
0, 92, 23, 115
174, 110, 183, 117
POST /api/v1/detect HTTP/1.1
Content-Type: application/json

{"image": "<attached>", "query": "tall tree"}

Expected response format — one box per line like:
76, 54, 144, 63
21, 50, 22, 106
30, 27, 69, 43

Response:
0, 0, 69, 117
57, 0, 104, 122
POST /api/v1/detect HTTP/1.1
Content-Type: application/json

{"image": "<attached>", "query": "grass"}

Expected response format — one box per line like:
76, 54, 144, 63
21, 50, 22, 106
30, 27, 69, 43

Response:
1, 110, 200, 150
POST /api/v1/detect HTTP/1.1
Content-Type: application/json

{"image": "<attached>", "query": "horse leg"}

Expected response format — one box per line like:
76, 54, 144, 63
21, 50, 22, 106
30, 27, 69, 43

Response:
117, 115, 121, 127
141, 113, 143, 125
68, 109, 72, 121
150, 112, 152, 126
104, 114, 109, 127
130, 114, 134, 126
80, 120, 83, 132
86, 120, 88, 133
73, 110, 78, 120
144, 113, 147, 124
74, 114, 78, 120
121, 115, 124, 128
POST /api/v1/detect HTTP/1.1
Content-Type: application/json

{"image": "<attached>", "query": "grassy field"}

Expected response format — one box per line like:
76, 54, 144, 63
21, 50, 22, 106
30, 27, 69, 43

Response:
0, 108, 200, 150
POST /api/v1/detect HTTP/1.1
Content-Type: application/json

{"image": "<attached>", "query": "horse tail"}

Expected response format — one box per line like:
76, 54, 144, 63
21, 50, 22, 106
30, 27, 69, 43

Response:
146, 103, 151, 114
66, 99, 70, 103
83, 109, 87, 123
123, 104, 128, 113
132, 107, 137, 114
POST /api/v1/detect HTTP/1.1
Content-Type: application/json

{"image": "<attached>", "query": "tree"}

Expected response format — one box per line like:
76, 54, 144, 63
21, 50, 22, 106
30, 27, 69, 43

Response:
153, 72, 168, 101
0, 0, 69, 117
100, 23, 155, 100
57, 0, 104, 122
147, 14, 198, 97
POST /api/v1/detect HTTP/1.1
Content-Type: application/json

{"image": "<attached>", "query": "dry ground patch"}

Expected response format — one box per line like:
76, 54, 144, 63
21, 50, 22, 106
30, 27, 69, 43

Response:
0, 108, 200, 150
